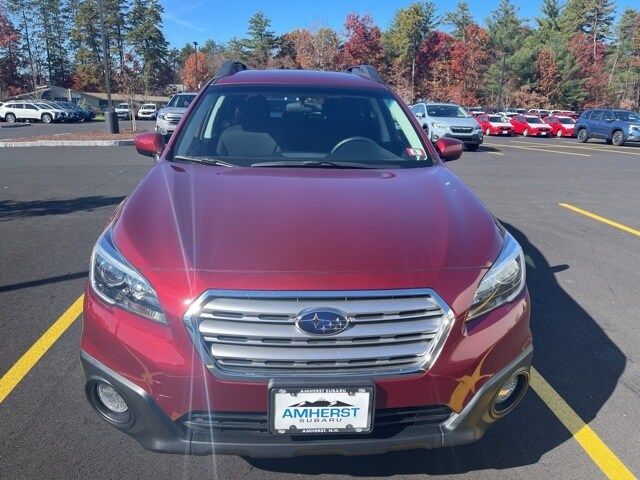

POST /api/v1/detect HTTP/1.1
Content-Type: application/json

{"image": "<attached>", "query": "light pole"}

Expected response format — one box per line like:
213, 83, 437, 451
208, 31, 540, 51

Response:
98, 0, 119, 133
193, 41, 199, 90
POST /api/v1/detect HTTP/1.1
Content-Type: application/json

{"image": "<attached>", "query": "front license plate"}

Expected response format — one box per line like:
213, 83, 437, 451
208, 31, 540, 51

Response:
269, 386, 374, 435
541, 132, 547, 135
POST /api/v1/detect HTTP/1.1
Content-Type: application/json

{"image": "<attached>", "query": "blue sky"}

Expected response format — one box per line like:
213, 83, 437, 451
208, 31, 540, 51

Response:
160, 0, 636, 48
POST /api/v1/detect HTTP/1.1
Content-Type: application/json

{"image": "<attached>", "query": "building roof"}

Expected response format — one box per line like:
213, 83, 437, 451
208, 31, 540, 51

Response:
83, 92, 171, 103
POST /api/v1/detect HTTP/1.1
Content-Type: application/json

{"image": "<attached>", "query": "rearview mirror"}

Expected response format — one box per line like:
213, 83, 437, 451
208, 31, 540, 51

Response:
134, 132, 165, 158
435, 137, 463, 161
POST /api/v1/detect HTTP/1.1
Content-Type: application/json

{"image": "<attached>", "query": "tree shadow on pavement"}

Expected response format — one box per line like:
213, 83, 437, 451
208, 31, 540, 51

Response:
0, 196, 125, 220
246, 221, 625, 476
0, 271, 88, 293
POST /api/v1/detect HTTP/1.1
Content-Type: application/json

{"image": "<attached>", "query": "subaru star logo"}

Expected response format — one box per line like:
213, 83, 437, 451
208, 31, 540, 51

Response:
295, 308, 349, 335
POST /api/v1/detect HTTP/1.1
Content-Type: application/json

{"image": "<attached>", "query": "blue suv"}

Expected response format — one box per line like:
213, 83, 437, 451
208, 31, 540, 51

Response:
575, 109, 640, 146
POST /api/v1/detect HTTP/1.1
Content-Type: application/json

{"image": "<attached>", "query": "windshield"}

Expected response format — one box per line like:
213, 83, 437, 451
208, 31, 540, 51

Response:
167, 94, 196, 108
171, 86, 432, 168
426, 105, 469, 118
488, 116, 503, 122
526, 116, 542, 124
614, 111, 640, 122
558, 117, 575, 125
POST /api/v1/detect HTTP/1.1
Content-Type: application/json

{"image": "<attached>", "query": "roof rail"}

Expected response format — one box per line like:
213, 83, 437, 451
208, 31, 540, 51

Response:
345, 65, 385, 84
214, 61, 248, 81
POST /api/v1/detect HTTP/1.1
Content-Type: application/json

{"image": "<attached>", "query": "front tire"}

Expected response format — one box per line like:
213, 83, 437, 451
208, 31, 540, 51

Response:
466, 144, 479, 152
577, 128, 589, 143
611, 131, 625, 147
5, 113, 16, 123
41, 113, 52, 124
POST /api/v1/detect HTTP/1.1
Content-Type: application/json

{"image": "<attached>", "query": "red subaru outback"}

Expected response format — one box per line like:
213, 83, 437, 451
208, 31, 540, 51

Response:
81, 62, 532, 457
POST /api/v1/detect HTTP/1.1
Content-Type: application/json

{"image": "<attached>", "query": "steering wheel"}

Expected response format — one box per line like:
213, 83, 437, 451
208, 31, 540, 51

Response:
329, 136, 379, 155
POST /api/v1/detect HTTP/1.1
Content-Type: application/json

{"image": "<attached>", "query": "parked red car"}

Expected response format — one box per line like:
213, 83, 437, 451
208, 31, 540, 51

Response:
81, 62, 532, 457
476, 114, 514, 136
543, 115, 576, 137
510, 114, 552, 137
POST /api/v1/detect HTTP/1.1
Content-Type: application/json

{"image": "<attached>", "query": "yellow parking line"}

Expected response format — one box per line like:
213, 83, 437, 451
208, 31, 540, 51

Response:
0, 294, 84, 404
513, 141, 640, 156
530, 367, 635, 479
560, 203, 640, 237
485, 143, 590, 157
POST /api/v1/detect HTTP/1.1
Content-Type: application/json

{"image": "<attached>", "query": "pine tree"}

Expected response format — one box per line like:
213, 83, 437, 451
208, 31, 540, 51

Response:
537, 0, 562, 34
384, 2, 439, 101
69, 0, 105, 91
485, 0, 526, 106
32, 0, 72, 86
444, 1, 475, 40
242, 12, 277, 68
127, 0, 171, 93
0, 6, 24, 95
608, 9, 640, 107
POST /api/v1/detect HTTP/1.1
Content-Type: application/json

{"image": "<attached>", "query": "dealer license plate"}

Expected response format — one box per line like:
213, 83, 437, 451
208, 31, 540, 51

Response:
269, 386, 374, 435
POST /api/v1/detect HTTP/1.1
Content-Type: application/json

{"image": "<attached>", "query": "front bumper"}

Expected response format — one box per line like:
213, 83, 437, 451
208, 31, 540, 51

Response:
433, 131, 483, 146
81, 345, 532, 457
155, 118, 179, 135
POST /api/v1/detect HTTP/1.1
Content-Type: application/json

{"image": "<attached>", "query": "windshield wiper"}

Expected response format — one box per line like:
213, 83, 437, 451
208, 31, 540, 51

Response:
250, 160, 377, 169
173, 155, 237, 168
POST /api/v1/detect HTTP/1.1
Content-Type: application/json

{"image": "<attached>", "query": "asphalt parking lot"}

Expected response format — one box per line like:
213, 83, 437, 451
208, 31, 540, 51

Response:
0, 135, 638, 479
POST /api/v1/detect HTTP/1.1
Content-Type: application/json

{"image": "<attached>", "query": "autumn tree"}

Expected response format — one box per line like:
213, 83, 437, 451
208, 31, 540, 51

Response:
181, 52, 213, 90
283, 27, 340, 71
69, 0, 105, 91
448, 24, 490, 105
0, 7, 23, 96
535, 48, 560, 106
568, 32, 609, 107
339, 14, 386, 75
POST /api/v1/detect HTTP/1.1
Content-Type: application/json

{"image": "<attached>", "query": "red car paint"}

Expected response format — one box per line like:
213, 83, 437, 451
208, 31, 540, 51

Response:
543, 115, 576, 138
81, 67, 532, 455
510, 114, 552, 137
476, 114, 514, 136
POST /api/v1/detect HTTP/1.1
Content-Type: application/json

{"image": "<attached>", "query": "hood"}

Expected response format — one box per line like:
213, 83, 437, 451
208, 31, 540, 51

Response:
490, 121, 513, 128
159, 107, 188, 116
429, 116, 479, 127
114, 164, 503, 276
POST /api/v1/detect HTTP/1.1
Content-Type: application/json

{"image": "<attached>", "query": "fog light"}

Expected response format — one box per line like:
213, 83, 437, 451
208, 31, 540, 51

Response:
96, 382, 128, 413
495, 375, 518, 404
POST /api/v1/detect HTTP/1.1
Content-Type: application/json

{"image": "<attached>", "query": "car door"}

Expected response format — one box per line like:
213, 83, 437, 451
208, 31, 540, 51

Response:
589, 110, 604, 137
23, 103, 40, 121
600, 110, 615, 139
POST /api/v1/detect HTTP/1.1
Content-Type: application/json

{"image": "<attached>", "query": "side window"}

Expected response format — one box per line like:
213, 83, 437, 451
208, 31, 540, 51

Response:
591, 110, 603, 121
602, 110, 614, 122
24, 103, 37, 110
12, 103, 23, 109
582, 111, 592, 120
410, 105, 420, 114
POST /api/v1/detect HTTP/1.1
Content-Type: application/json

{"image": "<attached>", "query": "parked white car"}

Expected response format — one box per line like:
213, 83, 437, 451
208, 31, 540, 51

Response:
114, 103, 133, 120
136, 103, 158, 119
0, 101, 67, 123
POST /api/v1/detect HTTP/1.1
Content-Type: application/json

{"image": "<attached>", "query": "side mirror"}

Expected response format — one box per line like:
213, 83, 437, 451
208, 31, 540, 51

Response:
435, 137, 464, 161
134, 132, 165, 158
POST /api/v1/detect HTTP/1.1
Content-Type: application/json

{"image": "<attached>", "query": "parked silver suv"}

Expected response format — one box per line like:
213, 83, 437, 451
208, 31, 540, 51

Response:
411, 102, 483, 151
155, 92, 197, 137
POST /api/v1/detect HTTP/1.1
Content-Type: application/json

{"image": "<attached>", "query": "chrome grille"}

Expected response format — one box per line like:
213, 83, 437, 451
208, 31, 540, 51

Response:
185, 289, 453, 379
450, 126, 474, 134
165, 114, 182, 125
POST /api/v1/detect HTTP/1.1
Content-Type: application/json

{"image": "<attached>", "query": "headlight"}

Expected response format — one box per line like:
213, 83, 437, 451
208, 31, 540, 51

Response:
630, 125, 640, 131
467, 231, 526, 321
157, 113, 165, 120
90, 228, 166, 323
431, 122, 447, 130
474, 124, 482, 131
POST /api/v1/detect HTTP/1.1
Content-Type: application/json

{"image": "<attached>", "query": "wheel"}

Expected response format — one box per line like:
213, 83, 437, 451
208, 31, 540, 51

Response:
485, 128, 491, 135
41, 113, 52, 124
611, 131, 625, 146
577, 128, 589, 143
6, 113, 17, 123
466, 144, 479, 152
523, 129, 529, 137
556, 130, 563, 138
